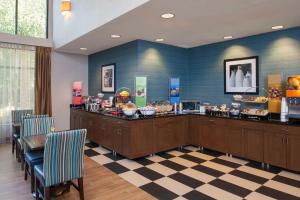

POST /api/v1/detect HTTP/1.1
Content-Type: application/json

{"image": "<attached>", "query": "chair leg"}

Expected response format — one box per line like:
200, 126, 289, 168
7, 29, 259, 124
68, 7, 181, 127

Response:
16, 143, 20, 161
35, 176, 39, 200
21, 152, 25, 170
44, 187, 51, 200
78, 178, 84, 200
24, 162, 28, 180
12, 138, 15, 154
30, 167, 35, 193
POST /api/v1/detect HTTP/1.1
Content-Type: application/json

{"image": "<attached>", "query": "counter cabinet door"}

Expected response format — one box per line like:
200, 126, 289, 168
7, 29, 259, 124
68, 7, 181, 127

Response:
113, 126, 130, 157
226, 126, 245, 158
287, 134, 300, 172
264, 128, 287, 168
189, 116, 202, 146
244, 128, 264, 162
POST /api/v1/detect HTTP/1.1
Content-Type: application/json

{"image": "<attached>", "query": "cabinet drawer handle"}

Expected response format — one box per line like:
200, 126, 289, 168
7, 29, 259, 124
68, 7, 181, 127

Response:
209, 119, 215, 122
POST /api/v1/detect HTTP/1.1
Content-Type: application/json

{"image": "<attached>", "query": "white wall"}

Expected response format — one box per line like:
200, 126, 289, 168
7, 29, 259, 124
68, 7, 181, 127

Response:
51, 51, 88, 131
53, 0, 149, 48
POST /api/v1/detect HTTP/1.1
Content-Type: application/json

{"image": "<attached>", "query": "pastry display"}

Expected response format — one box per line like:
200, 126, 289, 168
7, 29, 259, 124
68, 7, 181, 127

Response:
241, 108, 269, 116
240, 96, 269, 103
122, 102, 137, 116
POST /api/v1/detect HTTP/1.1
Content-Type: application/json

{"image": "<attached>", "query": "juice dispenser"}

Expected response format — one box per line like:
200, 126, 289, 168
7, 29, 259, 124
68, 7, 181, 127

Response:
286, 76, 300, 119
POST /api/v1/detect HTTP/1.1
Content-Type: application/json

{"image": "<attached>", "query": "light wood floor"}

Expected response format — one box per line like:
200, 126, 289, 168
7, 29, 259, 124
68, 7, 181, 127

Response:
0, 144, 154, 200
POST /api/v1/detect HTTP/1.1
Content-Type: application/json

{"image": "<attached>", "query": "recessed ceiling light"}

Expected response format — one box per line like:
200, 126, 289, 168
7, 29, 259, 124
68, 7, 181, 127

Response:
223, 36, 233, 40
80, 47, 87, 50
272, 25, 284, 30
111, 34, 121, 38
155, 38, 164, 42
161, 13, 175, 19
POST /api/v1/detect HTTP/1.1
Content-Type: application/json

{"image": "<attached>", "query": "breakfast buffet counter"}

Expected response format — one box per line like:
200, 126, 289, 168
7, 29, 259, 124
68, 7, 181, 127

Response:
70, 107, 300, 172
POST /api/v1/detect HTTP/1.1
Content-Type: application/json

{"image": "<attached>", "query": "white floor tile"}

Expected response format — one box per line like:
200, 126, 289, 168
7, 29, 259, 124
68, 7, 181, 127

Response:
264, 180, 300, 197
181, 168, 215, 183
168, 150, 185, 157
146, 155, 166, 163
188, 151, 214, 161
155, 177, 193, 196
218, 155, 249, 165
184, 146, 200, 152
238, 166, 275, 179
201, 161, 234, 173
90, 155, 114, 165
117, 159, 143, 170
196, 184, 242, 200
279, 170, 300, 182
169, 157, 198, 168
219, 174, 261, 191
119, 171, 151, 187
93, 146, 111, 154
173, 196, 188, 200
245, 192, 276, 200
146, 163, 177, 176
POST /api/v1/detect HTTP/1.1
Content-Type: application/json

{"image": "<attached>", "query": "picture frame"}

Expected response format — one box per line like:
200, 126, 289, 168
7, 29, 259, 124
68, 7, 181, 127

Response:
224, 56, 259, 94
101, 63, 116, 93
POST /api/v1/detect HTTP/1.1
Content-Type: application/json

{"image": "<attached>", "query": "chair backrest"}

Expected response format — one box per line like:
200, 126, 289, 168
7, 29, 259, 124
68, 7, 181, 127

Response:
11, 109, 33, 124
43, 129, 87, 187
22, 115, 53, 138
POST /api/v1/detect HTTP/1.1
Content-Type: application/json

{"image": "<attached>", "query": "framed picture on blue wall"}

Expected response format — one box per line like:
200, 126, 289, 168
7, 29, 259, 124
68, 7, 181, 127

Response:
224, 56, 259, 94
101, 63, 116, 93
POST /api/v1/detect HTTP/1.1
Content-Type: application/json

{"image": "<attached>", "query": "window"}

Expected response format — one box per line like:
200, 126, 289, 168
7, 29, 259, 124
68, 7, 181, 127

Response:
0, 0, 48, 38
0, 43, 35, 143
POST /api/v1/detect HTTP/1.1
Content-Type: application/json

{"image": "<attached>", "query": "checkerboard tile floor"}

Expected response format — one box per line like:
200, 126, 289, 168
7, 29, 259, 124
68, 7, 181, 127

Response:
85, 143, 300, 200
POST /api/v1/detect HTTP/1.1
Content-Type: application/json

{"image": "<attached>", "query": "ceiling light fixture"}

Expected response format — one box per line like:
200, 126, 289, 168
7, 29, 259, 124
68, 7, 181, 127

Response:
272, 25, 284, 30
155, 38, 164, 42
161, 13, 175, 19
60, 0, 71, 16
80, 48, 87, 51
111, 34, 121, 38
223, 36, 233, 40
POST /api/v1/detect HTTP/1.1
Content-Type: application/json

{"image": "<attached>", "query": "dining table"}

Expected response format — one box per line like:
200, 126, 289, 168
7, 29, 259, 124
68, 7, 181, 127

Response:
22, 134, 46, 151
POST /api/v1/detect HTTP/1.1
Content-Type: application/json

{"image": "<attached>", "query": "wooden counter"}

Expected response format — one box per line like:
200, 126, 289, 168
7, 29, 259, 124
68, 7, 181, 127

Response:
70, 108, 300, 172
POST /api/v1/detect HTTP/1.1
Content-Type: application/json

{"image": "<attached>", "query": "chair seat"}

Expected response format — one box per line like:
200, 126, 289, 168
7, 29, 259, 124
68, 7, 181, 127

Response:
25, 150, 43, 166
34, 164, 45, 185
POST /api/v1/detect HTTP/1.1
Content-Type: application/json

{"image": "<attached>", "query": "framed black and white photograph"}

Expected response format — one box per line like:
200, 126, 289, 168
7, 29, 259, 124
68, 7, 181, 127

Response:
101, 63, 116, 93
224, 56, 259, 94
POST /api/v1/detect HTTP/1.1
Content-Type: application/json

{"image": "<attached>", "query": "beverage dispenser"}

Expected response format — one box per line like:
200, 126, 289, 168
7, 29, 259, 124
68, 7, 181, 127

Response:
286, 76, 300, 119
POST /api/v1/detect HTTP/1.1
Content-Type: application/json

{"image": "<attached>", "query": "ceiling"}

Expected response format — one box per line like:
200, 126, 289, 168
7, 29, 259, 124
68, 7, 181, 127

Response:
56, 0, 300, 55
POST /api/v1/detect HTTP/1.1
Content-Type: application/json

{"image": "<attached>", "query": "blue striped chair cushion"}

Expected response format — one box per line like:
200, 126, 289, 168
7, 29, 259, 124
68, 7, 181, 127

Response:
43, 129, 87, 187
11, 109, 33, 124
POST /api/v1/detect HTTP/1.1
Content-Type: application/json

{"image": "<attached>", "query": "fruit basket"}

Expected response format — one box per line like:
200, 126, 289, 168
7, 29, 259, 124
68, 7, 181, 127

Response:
115, 87, 132, 108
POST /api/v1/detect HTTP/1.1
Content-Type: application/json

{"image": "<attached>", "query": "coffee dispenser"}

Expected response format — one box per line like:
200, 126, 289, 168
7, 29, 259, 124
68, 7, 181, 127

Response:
286, 76, 300, 120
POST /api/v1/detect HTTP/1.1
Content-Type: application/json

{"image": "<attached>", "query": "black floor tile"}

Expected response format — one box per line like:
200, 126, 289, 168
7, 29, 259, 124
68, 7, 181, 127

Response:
246, 161, 282, 174
85, 142, 99, 148
209, 179, 252, 197
210, 158, 241, 169
168, 173, 204, 189
103, 162, 130, 174
199, 149, 224, 157
180, 148, 192, 153
84, 149, 100, 157
273, 175, 300, 188
157, 152, 175, 159
179, 154, 206, 164
140, 182, 178, 200
134, 167, 164, 181
104, 153, 125, 161
192, 165, 224, 177
159, 160, 186, 171
134, 157, 154, 166
229, 170, 268, 184
256, 186, 300, 200
183, 190, 215, 200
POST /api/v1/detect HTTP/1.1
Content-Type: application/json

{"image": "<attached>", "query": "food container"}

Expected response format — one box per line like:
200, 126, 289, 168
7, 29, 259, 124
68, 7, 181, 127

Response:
139, 106, 156, 116
122, 102, 137, 116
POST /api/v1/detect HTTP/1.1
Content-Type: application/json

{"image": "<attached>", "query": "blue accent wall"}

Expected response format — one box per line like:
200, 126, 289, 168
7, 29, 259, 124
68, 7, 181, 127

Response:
188, 27, 300, 104
89, 40, 189, 101
89, 27, 300, 103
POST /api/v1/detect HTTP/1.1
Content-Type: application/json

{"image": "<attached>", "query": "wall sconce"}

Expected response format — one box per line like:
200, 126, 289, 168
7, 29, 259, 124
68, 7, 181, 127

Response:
61, 0, 71, 16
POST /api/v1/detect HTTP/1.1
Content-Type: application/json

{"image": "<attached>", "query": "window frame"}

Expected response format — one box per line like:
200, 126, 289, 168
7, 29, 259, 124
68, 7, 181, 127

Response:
5, 0, 49, 39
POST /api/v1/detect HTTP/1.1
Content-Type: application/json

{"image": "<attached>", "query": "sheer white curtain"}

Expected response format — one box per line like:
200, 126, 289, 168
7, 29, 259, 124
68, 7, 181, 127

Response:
0, 43, 35, 143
